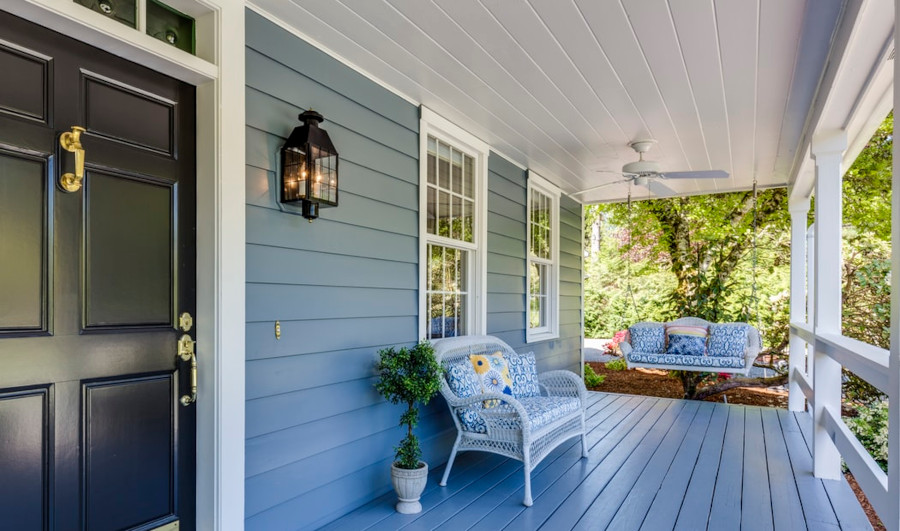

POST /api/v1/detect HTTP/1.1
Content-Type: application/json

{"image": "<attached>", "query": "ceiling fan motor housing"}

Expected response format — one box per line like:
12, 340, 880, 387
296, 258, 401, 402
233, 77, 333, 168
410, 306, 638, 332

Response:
622, 159, 661, 175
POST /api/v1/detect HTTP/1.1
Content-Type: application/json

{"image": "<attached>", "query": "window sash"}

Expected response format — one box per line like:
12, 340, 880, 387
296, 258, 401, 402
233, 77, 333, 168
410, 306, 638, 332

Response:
419, 109, 488, 341
526, 172, 559, 339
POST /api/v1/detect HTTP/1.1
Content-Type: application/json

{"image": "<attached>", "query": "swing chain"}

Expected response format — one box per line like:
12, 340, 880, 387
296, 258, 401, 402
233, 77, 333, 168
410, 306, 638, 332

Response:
626, 186, 639, 320
751, 178, 761, 330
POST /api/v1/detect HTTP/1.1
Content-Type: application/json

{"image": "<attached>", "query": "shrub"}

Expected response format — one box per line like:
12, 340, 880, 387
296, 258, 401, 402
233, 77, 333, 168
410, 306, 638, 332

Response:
584, 363, 605, 388
375, 341, 442, 469
605, 358, 628, 371
845, 400, 889, 471
605, 330, 629, 355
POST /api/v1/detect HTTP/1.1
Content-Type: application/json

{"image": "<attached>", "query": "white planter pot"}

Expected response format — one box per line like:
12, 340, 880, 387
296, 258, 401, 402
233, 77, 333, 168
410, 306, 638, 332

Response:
391, 461, 428, 514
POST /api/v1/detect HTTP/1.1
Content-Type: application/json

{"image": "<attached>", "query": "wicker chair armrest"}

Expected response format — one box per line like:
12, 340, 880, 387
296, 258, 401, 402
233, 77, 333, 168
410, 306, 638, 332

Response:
538, 370, 587, 404
620, 341, 633, 356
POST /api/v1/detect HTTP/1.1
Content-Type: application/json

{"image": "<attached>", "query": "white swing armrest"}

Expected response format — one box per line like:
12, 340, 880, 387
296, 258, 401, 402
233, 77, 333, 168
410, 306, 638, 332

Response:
619, 341, 633, 356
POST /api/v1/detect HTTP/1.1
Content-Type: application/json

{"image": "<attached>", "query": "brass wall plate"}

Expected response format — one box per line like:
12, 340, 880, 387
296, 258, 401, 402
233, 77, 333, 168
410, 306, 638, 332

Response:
275, 320, 281, 340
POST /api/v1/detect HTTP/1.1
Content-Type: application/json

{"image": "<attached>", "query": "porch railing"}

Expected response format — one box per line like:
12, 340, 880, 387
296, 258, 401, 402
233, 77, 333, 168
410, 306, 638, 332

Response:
788, 174, 898, 530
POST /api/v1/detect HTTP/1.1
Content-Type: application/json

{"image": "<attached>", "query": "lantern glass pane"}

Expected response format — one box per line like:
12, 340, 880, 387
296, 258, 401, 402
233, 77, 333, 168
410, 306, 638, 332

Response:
282, 147, 307, 202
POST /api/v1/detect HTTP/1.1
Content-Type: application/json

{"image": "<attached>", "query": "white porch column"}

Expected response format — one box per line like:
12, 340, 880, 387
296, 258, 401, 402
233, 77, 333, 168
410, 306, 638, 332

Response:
811, 130, 846, 480
887, 7, 900, 529
788, 197, 810, 412
806, 225, 815, 330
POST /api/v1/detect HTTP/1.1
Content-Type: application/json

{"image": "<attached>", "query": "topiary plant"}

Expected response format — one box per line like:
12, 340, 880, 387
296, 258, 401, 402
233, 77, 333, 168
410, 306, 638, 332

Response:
375, 340, 442, 470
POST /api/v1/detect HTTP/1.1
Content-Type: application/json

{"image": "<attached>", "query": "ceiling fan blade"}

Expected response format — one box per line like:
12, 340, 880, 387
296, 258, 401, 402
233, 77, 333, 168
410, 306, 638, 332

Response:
660, 170, 729, 179
571, 178, 632, 197
647, 179, 677, 197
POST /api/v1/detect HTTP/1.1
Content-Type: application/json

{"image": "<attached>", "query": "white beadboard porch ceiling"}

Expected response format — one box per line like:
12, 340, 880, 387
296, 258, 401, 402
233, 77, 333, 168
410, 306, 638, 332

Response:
250, 0, 858, 203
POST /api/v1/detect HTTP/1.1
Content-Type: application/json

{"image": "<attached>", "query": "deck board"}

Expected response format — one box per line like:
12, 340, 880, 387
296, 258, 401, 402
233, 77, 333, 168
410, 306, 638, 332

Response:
639, 401, 716, 530
708, 405, 745, 531
760, 408, 807, 531
742, 407, 774, 531
324, 393, 872, 530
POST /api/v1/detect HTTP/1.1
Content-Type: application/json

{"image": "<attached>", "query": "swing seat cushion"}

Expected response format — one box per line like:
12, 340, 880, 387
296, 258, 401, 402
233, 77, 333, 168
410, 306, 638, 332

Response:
708, 323, 750, 357
629, 324, 666, 353
665, 325, 708, 356
626, 352, 746, 369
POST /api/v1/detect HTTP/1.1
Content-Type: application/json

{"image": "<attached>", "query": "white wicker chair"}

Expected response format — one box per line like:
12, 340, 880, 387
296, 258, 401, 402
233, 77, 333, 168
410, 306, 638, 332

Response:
433, 335, 588, 507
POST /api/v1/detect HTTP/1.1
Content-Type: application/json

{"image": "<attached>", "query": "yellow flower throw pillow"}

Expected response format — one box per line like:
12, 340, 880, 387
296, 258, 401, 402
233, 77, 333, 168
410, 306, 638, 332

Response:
469, 352, 513, 408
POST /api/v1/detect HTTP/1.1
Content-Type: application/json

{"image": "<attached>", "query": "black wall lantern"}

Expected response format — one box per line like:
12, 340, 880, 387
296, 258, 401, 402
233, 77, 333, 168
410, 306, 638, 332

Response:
280, 110, 339, 220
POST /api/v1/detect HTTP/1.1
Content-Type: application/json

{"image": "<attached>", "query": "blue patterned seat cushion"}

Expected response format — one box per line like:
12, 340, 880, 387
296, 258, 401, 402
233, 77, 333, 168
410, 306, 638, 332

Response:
507, 352, 540, 398
449, 394, 581, 434
708, 323, 749, 357
627, 352, 745, 369
629, 324, 666, 354
489, 396, 581, 432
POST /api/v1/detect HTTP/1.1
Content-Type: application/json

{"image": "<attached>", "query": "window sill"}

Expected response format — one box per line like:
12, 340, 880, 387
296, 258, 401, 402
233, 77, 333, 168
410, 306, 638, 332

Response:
526, 330, 559, 344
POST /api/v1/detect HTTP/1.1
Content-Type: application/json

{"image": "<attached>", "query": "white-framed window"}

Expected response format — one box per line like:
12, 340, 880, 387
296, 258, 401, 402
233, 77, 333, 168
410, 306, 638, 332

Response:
527, 171, 560, 342
419, 107, 488, 340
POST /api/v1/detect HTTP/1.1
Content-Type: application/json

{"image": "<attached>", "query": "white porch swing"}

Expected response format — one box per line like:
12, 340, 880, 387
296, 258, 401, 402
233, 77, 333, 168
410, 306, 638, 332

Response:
618, 181, 764, 376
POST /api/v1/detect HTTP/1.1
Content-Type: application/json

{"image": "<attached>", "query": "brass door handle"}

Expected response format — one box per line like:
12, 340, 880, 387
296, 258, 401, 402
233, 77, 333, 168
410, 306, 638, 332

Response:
59, 126, 86, 192
177, 334, 197, 406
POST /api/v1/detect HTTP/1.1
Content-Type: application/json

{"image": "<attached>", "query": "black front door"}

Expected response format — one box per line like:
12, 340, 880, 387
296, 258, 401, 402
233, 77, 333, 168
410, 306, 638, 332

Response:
0, 10, 196, 530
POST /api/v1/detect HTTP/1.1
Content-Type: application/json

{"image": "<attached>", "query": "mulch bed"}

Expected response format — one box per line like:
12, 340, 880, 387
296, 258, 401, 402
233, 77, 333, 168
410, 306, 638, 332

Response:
586, 362, 788, 407
586, 360, 883, 529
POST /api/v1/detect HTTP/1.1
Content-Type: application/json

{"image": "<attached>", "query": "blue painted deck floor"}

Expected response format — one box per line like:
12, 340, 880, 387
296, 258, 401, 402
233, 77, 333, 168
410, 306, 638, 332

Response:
323, 392, 871, 530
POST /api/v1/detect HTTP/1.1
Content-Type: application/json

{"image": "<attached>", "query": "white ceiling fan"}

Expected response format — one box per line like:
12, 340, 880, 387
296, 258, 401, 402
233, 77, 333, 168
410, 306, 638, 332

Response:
575, 140, 729, 198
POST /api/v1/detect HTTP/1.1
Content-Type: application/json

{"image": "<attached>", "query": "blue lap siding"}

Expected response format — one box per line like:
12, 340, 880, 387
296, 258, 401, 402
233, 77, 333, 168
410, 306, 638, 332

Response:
244, 10, 582, 528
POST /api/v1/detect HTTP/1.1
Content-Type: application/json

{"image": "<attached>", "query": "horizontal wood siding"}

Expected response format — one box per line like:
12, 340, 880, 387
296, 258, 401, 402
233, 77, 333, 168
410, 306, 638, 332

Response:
245, 11, 583, 529
485, 153, 583, 373
244, 11, 447, 530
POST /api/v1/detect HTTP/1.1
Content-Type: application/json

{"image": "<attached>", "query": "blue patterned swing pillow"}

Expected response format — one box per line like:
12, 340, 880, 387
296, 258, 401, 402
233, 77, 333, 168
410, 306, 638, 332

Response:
665, 324, 708, 356
629, 324, 666, 353
708, 323, 749, 357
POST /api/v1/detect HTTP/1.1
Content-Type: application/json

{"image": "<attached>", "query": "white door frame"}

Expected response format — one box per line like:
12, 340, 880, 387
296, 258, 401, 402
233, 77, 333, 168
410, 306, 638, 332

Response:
2, 2, 246, 529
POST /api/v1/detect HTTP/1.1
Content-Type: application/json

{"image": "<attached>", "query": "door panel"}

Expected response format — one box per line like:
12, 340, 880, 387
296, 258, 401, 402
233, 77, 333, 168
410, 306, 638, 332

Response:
84, 375, 175, 531
0, 9, 196, 530
0, 388, 50, 530
0, 40, 51, 124
0, 149, 49, 332
82, 73, 175, 156
85, 171, 173, 329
